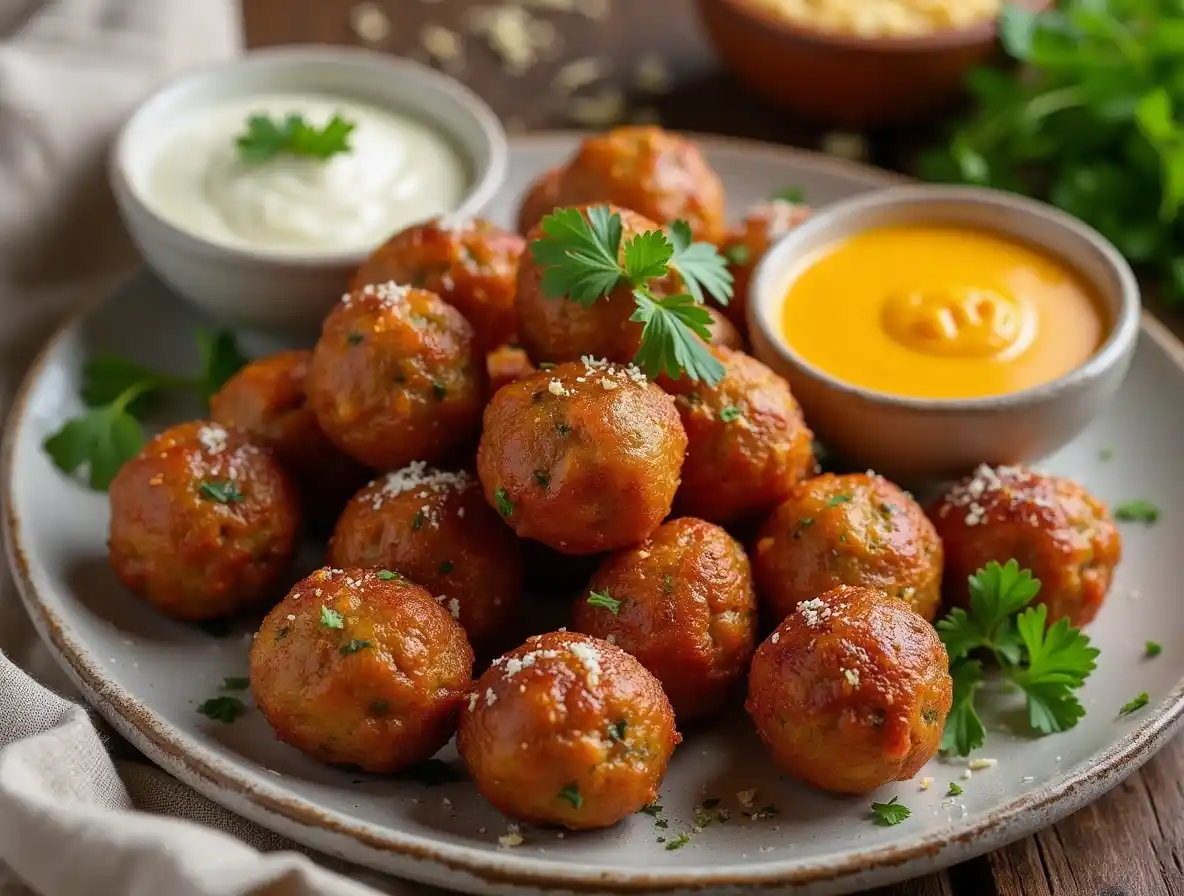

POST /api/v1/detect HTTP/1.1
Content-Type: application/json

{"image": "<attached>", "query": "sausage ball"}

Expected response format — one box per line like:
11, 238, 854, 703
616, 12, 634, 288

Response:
352, 217, 525, 352
327, 463, 523, 652
516, 205, 668, 365
209, 350, 367, 521
719, 200, 812, 331
662, 346, 814, 526
476, 358, 687, 554
516, 165, 566, 235
458, 631, 679, 829
706, 307, 744, 351
753, 472, 943, 624
746, 585, 952, 794
250, 567, 474, 773
572, 517, 756, 722
486, 343, 536, 397
929, 464, 1121, 626
518, 126, 727, 243
308, 282, 485, 471
108, 421, 300, 621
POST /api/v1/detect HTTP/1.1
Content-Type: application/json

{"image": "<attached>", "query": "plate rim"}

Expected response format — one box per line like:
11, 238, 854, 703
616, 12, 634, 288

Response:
5, 132, 1184, 894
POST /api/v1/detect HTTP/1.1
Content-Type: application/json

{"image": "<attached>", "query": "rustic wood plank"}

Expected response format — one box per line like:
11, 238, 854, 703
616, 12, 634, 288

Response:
240, 4, 1184, 896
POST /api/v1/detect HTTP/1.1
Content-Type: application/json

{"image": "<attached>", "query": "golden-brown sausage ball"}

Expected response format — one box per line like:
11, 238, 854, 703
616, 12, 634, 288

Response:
746, 585, 952, 794
308, 283, 485, 471
517, 165, 566, 235
519, 127, 727, 243
572, 517, 756, 722
662, 346, 814, 526
458, 631, 679, 829
352, 217, 525, 353
486, 343, 536, 397
327, 463, 523, 652
929, 464, 1121, 626
250, 567, 474, 772
476, 358, 686, 554
108, 421, 300, 621
753, 472, 943, 624
516, 205, 667, 365
706, 307, 745, 351
209, 350, 367, 520
719, 200, 812, 331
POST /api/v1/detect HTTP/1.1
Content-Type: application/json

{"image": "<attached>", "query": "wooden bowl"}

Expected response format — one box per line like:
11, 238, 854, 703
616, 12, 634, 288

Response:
694, 0, 1051, 129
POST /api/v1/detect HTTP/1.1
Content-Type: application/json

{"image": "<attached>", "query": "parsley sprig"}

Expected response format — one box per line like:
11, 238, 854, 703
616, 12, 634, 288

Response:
530, 207, 732, 383
937, 560, 1099, 757
43, 330, 247, 490
236, 113, 355, 164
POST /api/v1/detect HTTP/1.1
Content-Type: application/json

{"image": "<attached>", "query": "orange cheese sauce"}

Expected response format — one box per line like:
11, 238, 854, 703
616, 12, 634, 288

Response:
780, 225, 1108, 400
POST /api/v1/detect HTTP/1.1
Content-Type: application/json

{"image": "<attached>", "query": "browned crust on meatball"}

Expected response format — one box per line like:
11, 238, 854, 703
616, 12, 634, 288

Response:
250, 567, 474, 773
486, 344, 536, 399
746, 585, 952, 794
719, 200, 812, 331
705, 307, 745, 351
662, 346, 814, 526
457, 631, 679, 829
108, 421, 300, 621
307, 284, 486, 471
352, 217, 525, 353
476, 358, 687, 554
753, 472, 944, 624
327, 464, 523, 652
573, 517, 756, 722
516, 165, 566, 236
929, 464, 1121, 626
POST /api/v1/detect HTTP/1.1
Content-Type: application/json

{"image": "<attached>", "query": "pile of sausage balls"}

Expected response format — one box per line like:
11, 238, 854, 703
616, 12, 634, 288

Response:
106, 126, 1122, 832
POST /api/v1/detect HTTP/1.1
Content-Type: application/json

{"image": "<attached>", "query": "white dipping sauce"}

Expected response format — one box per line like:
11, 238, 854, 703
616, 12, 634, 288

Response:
144, 93, 469, 254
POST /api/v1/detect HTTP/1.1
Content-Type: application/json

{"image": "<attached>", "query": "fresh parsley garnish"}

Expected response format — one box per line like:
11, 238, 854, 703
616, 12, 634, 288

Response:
377, 569, 402, 581
870, 796, 910, 826
42, 329, 246, 490
723, 243, 750, 266
1145, 641, 1163, 658
719, 406, 742, 423
608, 719, 627, 742
772, 186, 806, 203
236, 113, 355, 164
826, 494, 852, 506
221, 677, 250, 691
412, 508, 426, 531
530, 206, 731, 383
664, 832, 691, 850
587, 589, 622, 614
936, 560, 1099, 756
1114, 499, 1160, 524
339, 639, 372, 655
199, 481, 244, 504
639, 803, 664, 816
196, 696, 247, 724
1119, 692, 1150, 716
494, 486, 514, 518
320, 606, 344, 629
558, 783, 583, 809
947, 782, 963, 797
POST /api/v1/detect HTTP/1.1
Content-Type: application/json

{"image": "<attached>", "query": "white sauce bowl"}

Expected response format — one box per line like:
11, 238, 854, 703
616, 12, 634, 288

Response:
111, 45, 507, 334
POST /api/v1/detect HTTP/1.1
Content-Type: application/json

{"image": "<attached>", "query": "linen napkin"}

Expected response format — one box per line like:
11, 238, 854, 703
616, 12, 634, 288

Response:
0, 2, 436, 893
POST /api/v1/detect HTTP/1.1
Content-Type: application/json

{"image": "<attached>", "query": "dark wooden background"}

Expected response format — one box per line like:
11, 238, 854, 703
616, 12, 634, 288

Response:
243, 2, 1184, 894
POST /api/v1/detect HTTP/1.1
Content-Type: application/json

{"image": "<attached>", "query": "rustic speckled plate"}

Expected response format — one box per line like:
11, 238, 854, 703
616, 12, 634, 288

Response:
4, 135, 1184, 895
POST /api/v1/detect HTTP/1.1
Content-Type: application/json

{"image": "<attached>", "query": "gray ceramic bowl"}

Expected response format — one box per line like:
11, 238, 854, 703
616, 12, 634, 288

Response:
110, 45, 507, 334
747, 185, 1141, 484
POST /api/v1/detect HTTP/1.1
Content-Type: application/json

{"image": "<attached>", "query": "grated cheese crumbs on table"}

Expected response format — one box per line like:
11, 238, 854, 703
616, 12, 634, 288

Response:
568, 641, 603, 687
350, 2, 391, 43
198, 425, 228, 455
633, 52, 672, 94
1021, 775, 1035, 783
566, 86, 625, 127
736, 789, 756, 808
344, 281, 413, 308
961, 768, 974, 780
466, 4, 560, 76
370, 462, 471, 509
552, 57, 607, 94
919, 777, 933, 791
548, 379, 570, 397
498, 824, 524, 848
841, 668, 860, 687
420, 23, 465, 71
968, 758, 997, 771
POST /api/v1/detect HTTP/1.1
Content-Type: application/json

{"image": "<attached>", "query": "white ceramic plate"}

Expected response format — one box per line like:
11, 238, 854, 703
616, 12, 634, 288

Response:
4, 135, 1184, 896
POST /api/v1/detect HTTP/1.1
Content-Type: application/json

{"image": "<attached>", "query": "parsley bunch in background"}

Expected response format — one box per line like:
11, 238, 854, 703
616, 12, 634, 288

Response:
530, 207, 732, 383
921, 1, 1184, 303
936, 560, 1099, 757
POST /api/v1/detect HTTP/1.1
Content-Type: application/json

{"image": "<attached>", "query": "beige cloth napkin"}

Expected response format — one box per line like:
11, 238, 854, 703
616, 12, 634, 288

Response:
0, 2, 438, 894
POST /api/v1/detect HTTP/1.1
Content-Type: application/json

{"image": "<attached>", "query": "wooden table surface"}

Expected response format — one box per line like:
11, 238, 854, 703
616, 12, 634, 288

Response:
244, 2, 1184, 894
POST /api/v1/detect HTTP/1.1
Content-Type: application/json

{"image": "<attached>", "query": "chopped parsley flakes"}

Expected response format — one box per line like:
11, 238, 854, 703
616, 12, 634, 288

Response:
196, 696, 247, 724
608, 719, 627, 742
558, 783, 583, 809
947, 782, 963, 797
1119, 692, 1150, 716
377, 569, 402, 581
339, 639, 372, 655
1145, 641, 1163, 658
586, 589, 622, 614
1114, 499, 1160, 523
827, 494, 852, 507
220, 676, 249, 691
199, 480, 244, 504
320, 606, 344, 629
870, 796, 910, 826
719, 406, 742, 423
495, 486, 514, 518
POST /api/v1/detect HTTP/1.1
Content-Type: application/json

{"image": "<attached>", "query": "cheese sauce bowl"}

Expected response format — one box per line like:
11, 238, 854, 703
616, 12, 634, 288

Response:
110, 45, 507, 334
747, 185, 1141, 485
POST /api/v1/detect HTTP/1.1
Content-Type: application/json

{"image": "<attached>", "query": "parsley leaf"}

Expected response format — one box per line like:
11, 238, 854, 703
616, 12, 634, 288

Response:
199, 481, 244, 504
870, 796, 910, 826
667, 220, 732, 305
236, 113, 356, 164
339, 639, 372, 655
941, 659, 986, 756
221, 677, 250, 691
664, 832, 692, 850
1114, 499, 1160, 523
1145, 641, 1163, 658
723, 243, 750, 266
558, 782, 583, 809
719, 406, 742, 423
197, 696, 247, 724
587, 589, 622, 614
608, 719, 627, 742
195, 328, 249, 401
630, 291, 725, 383
321, 606, 344, 629
947, 782, 963, 797
772, 186, 806, 203
1120, 692, 1150, 716
623, 230, 674, 283
44, 404, 144, 491
376, 569, 402, 581
531, 207, 624, 304
495, 486, 514, 518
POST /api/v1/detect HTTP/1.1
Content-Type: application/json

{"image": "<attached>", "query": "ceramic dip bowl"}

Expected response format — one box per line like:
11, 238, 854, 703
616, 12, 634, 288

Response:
747, 185, 1141, 485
